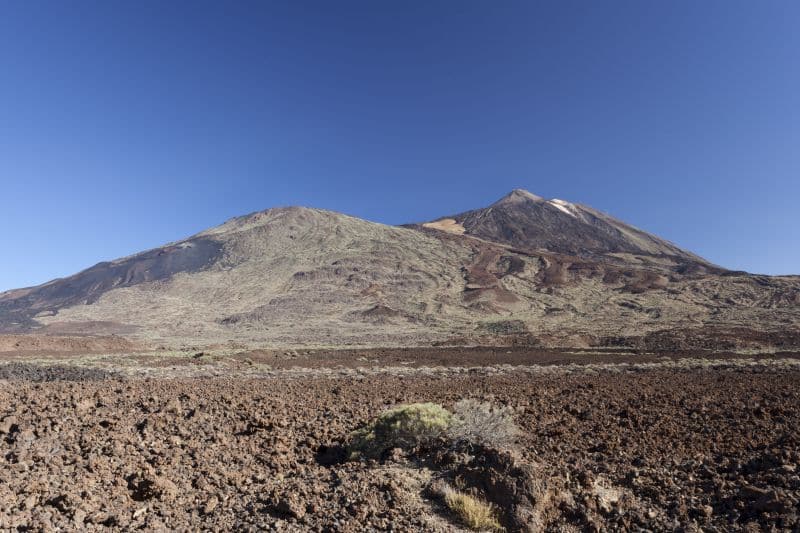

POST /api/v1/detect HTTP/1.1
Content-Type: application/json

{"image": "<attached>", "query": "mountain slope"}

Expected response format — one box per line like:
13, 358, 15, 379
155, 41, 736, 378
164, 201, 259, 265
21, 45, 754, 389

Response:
1, 193, 798, 349
0, 238, 223, 331
1, 208, 479, 344
423, 189, 709, 266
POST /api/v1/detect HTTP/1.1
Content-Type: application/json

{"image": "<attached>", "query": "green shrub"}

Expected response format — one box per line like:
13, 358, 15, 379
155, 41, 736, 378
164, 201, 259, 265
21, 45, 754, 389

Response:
347, 402, 453, 459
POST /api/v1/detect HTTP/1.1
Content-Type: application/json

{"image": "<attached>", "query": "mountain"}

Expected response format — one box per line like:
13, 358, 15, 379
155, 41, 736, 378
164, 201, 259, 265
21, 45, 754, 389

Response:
1, 191, 799, 349
421, 189, 710, 266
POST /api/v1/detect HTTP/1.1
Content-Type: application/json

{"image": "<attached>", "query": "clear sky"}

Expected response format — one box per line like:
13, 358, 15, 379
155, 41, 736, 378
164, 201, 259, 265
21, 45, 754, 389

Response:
1, 1, 798, 291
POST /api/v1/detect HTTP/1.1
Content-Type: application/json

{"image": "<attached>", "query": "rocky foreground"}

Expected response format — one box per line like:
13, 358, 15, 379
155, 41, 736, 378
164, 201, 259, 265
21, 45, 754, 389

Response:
1, 356, 799, 531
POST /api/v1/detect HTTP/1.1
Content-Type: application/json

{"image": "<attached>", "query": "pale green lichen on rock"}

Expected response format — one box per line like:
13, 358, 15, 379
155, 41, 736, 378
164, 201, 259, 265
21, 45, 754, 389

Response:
347, 402, 453, 459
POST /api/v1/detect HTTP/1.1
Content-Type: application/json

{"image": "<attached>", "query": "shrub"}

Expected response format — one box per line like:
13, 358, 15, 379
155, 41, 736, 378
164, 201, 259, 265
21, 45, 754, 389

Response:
447, 399, 518, 449
347, 402, 453, 459
435, 483, 504, 532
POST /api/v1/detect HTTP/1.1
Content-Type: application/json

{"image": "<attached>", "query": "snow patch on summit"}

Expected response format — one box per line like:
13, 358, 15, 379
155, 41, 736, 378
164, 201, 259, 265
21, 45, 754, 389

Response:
548, 199, 578, 218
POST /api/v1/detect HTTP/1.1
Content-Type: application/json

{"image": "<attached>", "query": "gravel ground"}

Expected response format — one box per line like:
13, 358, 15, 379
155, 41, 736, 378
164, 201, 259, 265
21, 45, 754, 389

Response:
0, 363, 117, 382
0, 362, 798, 531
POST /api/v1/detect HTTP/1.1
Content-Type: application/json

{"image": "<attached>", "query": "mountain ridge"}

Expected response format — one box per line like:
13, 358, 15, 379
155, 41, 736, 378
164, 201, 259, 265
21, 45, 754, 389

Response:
1, 191, 798, 349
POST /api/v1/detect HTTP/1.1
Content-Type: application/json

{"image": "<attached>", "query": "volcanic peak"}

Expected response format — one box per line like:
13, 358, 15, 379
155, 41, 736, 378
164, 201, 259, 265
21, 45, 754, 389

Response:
492, 189, 545, 206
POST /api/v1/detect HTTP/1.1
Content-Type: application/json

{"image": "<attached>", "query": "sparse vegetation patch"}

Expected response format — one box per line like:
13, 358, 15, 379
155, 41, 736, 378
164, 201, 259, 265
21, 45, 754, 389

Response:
433, 482, 504, 532
347, 402, 453, 459
448, 399, 519, 450
347, 398, 523, 460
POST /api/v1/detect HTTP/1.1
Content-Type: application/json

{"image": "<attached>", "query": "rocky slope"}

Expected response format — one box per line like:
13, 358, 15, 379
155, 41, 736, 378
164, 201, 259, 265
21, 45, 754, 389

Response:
1, 191, 798, 348
423, 189, 709, 263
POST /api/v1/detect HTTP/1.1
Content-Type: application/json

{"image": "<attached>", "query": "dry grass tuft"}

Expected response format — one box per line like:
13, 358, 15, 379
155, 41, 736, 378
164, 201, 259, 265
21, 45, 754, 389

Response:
440, 484, 504, 531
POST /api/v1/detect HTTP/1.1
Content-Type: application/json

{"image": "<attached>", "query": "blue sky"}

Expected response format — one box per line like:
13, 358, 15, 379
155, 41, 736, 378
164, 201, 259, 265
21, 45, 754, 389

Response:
1, 1, 798, 291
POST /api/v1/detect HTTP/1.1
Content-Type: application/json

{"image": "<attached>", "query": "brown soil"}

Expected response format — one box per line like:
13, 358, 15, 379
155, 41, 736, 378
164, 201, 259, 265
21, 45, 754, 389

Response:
0, 334, 143, 355
1, 362, 798, 531
231, 345, 800, 370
